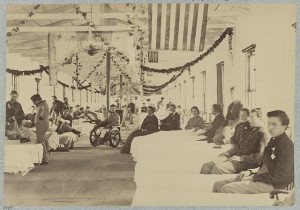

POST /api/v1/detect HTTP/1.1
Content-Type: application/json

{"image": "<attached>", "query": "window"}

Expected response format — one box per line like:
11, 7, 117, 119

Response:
242, 44, 256, 109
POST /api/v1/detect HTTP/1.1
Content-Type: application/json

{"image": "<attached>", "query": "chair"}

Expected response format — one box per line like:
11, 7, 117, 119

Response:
270, 177, 294, 205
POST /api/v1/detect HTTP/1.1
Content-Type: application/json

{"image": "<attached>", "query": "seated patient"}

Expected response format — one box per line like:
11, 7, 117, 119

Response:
213, 110, 293, 194
185, 106, 204, 131
56, 107, 81, 136
214, 108, 250, 145
120, 106, 159, 154
160, 103, 181, 131
197, 104, 225, 142
95, 104, 120, 146
200, 108, 268, 174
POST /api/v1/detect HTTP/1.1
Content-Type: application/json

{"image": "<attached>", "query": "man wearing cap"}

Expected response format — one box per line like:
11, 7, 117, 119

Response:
160, 104, 181, 131
31, 94, 50, 165
6, 90, 25, 125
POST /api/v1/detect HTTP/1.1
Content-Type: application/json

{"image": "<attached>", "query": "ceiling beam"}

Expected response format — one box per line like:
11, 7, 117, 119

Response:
207, 24, 235, 29
6, 13, 148, 20
6, 25, 145, 32
208, 10, 250, 17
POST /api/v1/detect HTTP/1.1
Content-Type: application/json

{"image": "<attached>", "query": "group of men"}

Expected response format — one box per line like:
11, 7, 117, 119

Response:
201, 109, 294, 195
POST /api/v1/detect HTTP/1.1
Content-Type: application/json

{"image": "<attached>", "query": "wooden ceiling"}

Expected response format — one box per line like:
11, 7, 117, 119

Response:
6, 3, 251, 86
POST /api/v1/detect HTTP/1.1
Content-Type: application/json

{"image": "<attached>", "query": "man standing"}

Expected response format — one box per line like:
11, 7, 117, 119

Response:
201, 108, 268, 174
156, 97, 165, 111
160, 104, 181, 131
127, 99, 135, 124
6, 90, 24, 125
213, 110, 293, 194
50, 96, 65, 119
31, 94, 50, 165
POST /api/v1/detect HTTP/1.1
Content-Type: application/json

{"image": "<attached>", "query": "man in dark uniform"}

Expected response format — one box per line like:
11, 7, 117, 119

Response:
213, 110, 294, 194
160, 103, 181, 131
6, 90, 24, 125
50, 96, 65, 117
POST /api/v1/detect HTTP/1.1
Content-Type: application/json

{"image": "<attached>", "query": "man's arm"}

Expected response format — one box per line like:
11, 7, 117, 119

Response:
241, 132, 268, 163
39, 103, 49, 120
253, 142, 294, 187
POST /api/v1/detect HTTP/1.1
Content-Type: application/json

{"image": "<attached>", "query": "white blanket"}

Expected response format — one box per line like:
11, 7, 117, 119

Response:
131, 130, 275, 206
5, 140, 43, 176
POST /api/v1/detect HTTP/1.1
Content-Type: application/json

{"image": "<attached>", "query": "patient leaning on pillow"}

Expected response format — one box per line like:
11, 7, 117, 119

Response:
213, 110, 294, 194
200, 108, 268, 174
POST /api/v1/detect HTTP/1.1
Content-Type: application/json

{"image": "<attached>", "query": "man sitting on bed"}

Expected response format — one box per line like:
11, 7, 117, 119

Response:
213, 110, 293, 194
160, 103, 181, 131
55, 107, 81, 136
95, 104, 120, 146
200, 108, 268, 174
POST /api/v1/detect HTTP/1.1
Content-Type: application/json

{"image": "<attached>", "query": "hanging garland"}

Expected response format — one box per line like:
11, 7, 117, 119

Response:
142, 28, 233, 74
7, 4, 41, 38
143, 69, 185, 94
6, 66, 46, 76
6, 65, 93, 91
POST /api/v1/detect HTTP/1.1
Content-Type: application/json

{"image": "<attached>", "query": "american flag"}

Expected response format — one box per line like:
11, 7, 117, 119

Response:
148, 3, 208, 52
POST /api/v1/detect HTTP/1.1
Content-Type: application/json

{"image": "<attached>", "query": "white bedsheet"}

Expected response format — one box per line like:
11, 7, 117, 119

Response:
5, 140, 43, 176
131, 130, 274, 206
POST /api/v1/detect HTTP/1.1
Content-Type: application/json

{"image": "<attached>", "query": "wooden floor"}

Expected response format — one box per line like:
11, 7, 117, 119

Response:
4, 117, 138, 206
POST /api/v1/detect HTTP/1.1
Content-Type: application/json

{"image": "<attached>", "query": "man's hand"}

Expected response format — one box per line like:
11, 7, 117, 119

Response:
218, 152, 230, 157
230, 155, 242, 162
238, 170, 252, 180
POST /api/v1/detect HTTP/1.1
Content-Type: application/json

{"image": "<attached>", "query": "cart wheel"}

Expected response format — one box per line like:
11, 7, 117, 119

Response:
90, 126, 100, 147
109, 130, 121, 148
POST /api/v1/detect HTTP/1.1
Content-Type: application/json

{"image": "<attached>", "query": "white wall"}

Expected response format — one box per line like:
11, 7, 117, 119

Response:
162, 4, 296, 126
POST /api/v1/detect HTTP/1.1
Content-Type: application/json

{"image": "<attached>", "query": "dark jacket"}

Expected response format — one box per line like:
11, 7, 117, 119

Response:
6, 100, 24, 125
141, 115, 159, 133
227, 123, 268, 171
50, 100, 65, 115
205, 113, 225, 139
226, 100, 243, 121
62, 114, 73, 127
253, 133, 294, 189
160, 112, 181, 131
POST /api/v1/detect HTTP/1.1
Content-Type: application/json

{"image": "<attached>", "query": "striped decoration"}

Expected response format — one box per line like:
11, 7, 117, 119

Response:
148, 51, 159, 63
148, 3, 208, 52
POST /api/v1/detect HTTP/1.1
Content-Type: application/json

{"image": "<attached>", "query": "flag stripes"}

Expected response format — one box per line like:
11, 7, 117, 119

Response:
148, 3, 208, 52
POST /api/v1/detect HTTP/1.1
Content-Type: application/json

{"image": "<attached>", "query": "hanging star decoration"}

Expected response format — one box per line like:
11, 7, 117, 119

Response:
57, 34, 62, 40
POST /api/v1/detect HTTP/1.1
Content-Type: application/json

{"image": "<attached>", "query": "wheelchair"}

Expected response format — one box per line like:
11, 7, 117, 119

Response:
85, 111, 123, 148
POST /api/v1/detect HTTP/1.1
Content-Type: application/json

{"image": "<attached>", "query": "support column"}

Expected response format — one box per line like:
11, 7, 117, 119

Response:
79, 89, 82, 106
53, 86, 56, 96
106, 51, 111, 112
63, 86, 66, 99
35, 78, 41, 94
119, 74, 123, 109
